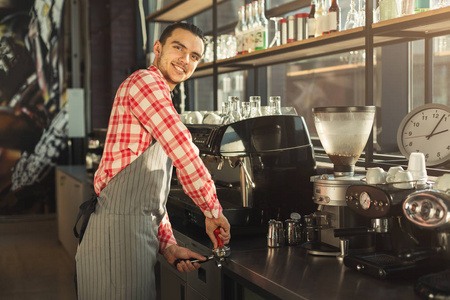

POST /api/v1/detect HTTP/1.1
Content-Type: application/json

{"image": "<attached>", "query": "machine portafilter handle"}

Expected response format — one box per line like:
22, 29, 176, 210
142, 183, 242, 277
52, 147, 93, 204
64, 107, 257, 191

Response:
213, 228, 230, 268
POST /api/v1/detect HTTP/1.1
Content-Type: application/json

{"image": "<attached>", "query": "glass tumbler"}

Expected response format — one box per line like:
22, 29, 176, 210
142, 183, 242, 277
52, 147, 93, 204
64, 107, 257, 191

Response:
241, 102, 251, 119
249, 96, 262, 118
269, 96, 282, 115
229, 96, 242, 122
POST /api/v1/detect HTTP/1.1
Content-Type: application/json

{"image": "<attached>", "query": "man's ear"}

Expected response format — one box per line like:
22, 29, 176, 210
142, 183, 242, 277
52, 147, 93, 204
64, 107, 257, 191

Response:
153, 41, 162, 57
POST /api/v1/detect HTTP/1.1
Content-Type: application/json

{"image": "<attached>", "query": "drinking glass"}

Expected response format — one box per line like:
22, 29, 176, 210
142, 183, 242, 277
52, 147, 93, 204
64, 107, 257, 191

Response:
229, 96, 242, 122
227, 35, 237, 58
400, 0, 414, 15
203, 36, 214, 63
241, 102, 251, 119
269, 96, 282, 115
269, 17, 283, 48
220, 101, 231, 124
216, 36, 223, 60
249, 96, 262, 117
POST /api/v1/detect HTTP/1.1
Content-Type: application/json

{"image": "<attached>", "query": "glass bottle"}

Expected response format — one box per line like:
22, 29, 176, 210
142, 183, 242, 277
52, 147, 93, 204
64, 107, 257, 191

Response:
414, 0, 430, 13
243, 3, 255, 54
252, 1, 262, 51
322, 0, 330, 35
315, 0, 324, 37
308, 0, 317, 39
344, 0, 359, 30
235, 6, 247, 55
255, 0, 268, 50
328, 0, 340, 33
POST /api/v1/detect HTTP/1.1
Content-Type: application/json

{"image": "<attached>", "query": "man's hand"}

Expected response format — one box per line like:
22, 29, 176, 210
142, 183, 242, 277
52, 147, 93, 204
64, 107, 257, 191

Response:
205, 212, 231, 249
163, 244, 206, 273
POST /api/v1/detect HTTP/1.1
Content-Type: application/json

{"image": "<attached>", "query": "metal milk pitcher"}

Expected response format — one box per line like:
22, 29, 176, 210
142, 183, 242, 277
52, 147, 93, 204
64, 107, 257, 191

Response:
267, 219, 285, 247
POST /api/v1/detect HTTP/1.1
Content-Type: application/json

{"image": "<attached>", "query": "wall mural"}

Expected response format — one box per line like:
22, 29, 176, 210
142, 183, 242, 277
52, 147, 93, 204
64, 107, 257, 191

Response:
0, 0, 67, 215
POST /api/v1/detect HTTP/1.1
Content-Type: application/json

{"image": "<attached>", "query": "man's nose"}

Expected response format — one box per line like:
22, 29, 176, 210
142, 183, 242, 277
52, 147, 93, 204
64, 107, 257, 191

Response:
179, 52, 189, 64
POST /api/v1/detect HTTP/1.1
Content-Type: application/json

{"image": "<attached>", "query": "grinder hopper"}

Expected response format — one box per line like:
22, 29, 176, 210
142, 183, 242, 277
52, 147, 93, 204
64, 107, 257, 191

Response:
312, 106, 376, 177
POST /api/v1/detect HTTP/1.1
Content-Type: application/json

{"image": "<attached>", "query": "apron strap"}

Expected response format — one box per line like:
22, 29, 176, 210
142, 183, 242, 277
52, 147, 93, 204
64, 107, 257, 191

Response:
73, 194, 98, 244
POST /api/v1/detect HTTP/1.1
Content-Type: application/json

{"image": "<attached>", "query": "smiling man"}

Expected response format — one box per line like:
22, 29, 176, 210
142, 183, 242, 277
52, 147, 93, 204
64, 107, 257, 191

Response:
75, 23, 231, 300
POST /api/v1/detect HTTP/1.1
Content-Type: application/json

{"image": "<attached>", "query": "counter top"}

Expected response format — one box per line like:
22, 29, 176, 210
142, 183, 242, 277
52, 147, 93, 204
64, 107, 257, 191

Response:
170, 217, 421, 300
57, 165, 94, 186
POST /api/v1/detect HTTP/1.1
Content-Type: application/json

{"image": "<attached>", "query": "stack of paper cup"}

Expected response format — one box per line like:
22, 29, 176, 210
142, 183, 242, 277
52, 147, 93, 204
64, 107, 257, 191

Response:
407, 152, 428, 187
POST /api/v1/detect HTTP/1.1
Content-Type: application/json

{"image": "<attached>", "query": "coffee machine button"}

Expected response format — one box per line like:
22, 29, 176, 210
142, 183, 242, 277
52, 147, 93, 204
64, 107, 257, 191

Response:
324, 196, 331, 203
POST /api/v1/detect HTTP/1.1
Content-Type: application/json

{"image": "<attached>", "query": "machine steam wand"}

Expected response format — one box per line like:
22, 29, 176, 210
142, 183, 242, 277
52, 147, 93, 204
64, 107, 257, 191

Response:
228, 158, 255, 207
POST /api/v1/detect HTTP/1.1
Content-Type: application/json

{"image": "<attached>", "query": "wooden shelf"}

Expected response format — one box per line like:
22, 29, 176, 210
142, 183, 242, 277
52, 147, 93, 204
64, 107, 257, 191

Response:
146, 0, 225, 23
373, 6, 450, 46
191, 27, 366, 78
189, 7, 450, 79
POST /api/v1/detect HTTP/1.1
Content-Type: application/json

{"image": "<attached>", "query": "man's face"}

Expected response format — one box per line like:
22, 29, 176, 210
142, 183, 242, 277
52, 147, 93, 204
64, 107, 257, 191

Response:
153, 28, 204, 90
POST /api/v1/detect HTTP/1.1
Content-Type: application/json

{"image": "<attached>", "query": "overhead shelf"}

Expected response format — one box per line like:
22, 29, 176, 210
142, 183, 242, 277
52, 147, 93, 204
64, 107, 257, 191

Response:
373, 6, 450, 46
191, 27, 366, 78
190, 7, 450, 79
146, 0, 225, 23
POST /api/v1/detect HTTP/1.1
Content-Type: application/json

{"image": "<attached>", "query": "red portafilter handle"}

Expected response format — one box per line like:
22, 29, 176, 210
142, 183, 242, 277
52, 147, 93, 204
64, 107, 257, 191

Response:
214, 228, 224, 247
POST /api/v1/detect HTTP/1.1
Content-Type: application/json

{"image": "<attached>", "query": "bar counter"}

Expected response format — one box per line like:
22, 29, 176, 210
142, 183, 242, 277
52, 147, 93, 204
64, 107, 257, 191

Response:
170, 217, 421, 300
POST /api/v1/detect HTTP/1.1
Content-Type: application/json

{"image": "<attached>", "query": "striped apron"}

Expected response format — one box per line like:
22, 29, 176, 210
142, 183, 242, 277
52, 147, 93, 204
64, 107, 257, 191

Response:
75, 140, 172, 300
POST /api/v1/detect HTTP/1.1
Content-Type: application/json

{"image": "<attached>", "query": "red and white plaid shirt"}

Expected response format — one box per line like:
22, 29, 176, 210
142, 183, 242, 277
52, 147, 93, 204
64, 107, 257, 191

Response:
94, 65, 222, 253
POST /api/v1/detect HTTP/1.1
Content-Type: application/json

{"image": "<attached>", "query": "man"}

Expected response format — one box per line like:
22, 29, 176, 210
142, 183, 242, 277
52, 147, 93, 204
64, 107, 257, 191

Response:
75, 22, 231, 299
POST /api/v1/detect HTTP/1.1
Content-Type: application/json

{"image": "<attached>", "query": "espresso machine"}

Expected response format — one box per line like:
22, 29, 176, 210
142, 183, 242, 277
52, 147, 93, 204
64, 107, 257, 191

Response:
167, 115, 317, 231
302, 106, 376, 256
403, 181, 450, 298
342, 174, 448, 280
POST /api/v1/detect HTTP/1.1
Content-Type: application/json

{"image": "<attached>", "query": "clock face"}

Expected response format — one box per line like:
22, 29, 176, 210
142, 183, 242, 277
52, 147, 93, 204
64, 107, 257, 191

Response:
397, 104, 450, 166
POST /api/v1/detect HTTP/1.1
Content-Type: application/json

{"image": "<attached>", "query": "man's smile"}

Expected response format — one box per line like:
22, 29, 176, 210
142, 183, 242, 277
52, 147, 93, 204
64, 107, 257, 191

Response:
172, 63, 186, 73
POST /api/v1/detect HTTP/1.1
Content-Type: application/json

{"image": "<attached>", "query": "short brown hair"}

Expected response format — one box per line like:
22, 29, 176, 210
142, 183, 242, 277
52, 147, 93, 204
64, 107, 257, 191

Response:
159, 22, 205, 51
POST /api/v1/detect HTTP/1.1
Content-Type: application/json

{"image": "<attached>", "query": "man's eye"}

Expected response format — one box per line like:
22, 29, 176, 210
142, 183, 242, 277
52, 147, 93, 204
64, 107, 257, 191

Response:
191, 55, 200, 61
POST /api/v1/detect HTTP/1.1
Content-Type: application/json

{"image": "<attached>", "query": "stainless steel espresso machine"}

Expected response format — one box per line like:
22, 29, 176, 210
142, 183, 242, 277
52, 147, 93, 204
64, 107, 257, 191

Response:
302, 106, 376, 256
403, 186, 450, 298
167, 115, 317, 231
341, 178, 449, 281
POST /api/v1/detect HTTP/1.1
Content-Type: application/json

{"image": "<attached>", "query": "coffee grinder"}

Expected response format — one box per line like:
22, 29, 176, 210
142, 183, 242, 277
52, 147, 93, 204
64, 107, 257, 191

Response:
302, 106, 376, 256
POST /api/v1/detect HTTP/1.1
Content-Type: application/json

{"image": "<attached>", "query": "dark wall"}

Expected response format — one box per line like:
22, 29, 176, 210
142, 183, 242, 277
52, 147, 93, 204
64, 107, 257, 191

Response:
89, 0, 137, 129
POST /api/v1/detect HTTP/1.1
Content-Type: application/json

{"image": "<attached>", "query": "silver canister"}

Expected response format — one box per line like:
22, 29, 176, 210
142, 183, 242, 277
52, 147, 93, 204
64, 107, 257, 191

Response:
295, 13, 309, 41
267, 219, 285, 247
285, 218, 302, 245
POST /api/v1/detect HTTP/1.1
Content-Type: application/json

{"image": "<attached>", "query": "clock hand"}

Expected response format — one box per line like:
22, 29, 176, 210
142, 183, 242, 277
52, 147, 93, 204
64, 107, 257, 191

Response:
426, 129, 449, 138
426, 114, 445, 140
